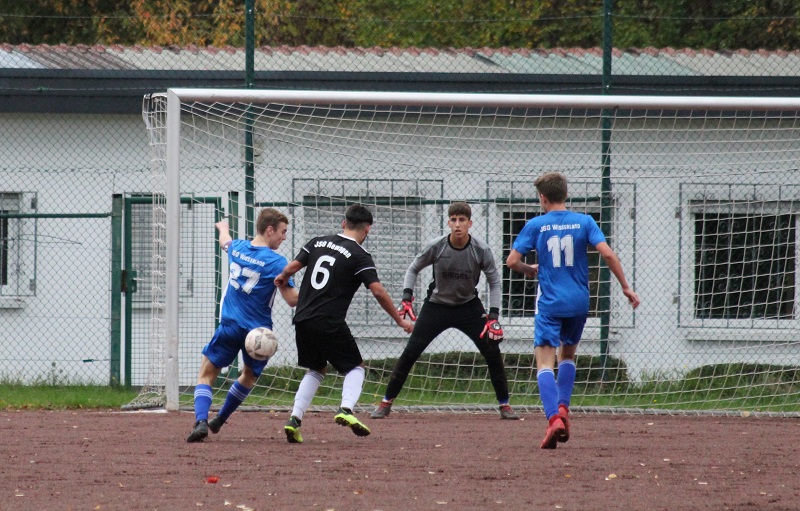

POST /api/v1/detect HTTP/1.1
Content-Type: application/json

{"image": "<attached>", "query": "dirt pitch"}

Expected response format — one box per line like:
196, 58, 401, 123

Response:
2, 409, 799, 511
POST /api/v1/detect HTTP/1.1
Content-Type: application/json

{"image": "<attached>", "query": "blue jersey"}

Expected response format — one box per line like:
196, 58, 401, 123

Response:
512, 210, 606, 317
219, 239, 293, 331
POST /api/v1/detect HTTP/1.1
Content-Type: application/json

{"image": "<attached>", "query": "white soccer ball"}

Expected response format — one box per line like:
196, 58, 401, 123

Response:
245, 327, 278, 360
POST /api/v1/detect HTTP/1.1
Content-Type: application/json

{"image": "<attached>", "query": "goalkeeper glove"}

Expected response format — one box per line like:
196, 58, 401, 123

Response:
398, 288, 417, 321
480, 309, 504, 342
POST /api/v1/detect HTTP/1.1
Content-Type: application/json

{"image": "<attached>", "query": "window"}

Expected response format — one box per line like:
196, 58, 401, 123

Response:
299, 196, 424, 325
129, 201, 155, 305
0, 193, 24, 296
502, 207, 602, 318
128, 197, 215, 307
680, 182, 800, 332
694, 212, 795, 320
0, 211, 7, 287
292, 178, 443, 328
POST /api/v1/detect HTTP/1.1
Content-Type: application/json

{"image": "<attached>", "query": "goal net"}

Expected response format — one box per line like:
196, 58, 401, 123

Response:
127, 89, 800, 417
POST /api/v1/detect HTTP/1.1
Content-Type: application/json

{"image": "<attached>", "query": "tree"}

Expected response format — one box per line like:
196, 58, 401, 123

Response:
614, 0, 800, 50
0, 0, 139, 45
0, 0, 797, 50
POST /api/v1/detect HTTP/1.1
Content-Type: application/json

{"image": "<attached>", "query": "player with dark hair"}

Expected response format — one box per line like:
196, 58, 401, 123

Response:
371, 201, 519, 420
506, 172, 640, 449
187, 208, 299, 442
274, 203, 413, 443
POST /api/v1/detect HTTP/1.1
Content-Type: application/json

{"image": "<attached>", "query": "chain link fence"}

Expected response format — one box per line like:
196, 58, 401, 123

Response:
1, 13, 799, 418
119, 90, 800, 415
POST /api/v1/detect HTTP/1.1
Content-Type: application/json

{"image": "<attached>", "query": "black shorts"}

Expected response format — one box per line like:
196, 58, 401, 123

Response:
294, 318, 363, 373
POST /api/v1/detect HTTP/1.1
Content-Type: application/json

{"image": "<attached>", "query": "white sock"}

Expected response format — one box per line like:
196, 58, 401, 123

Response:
341, 366, 365, 411
292, 371, 324, 420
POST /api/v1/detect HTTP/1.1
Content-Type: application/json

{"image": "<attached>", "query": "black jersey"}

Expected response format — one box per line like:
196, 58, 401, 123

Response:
292, 233, 380, 323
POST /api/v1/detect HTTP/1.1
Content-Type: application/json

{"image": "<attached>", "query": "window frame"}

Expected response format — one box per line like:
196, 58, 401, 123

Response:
492, 180, 637, 340
499, 200, 605, 329
291, 178, 444, 333
678, 183, 799, 334
500, 206, 605, 319
128, 195, 218, 309
0, 192, 33, 300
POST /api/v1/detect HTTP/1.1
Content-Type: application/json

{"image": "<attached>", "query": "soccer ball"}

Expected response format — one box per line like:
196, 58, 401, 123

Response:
245, 327, 278, 360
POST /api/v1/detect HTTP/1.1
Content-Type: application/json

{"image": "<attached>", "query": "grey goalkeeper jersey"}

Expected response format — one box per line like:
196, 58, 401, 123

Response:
403, 234, 502, 309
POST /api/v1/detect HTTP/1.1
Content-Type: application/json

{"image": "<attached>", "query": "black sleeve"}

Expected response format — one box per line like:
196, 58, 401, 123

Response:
354, 252, 380, 288
295, 238, 316, 266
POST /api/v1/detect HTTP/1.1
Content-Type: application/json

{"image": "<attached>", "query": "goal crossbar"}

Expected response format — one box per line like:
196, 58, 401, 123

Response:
167, 88, 800, 111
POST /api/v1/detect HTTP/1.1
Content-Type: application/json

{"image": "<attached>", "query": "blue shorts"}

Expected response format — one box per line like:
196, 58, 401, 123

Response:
534, 313, 588, 348
202, 322, 270, 377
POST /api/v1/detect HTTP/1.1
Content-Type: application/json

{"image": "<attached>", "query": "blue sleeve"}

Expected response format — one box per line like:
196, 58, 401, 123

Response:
273, 254, 296, 288
512, 220, 538, 256
586, 217, 607, 247
228, 239, 243, 253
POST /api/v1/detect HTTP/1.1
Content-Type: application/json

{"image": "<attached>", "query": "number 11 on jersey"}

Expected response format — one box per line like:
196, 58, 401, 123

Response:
546, 235, 574, 267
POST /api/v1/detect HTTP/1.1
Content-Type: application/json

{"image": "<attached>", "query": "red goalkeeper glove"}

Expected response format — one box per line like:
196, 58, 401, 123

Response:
480, 311, 504, 342
397, 289, 417, 321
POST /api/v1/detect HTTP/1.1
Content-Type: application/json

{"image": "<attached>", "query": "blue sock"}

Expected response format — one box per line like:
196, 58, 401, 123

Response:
537, 369, 559, 419
193, 383, 213, 422
556, 360, 576, 409
217, 381, 252, 420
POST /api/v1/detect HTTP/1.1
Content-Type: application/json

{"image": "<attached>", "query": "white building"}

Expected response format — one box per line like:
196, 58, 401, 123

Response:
1, 45, 799, 389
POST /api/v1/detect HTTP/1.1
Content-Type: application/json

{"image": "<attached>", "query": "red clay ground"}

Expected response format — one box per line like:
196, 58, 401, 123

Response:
1, 409, 798, 511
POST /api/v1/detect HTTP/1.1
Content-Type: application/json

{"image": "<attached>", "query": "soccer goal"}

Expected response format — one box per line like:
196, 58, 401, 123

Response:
127, 89, 800, 417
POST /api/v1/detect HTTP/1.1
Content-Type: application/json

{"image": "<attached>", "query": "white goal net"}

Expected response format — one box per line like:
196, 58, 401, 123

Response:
127, 89, 800, 417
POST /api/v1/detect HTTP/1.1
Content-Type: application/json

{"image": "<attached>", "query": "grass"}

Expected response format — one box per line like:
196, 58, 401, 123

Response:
229, 354, 800, 414
0, 385, 139, 410
0, 362, 139, 410
3, 356, 800, 414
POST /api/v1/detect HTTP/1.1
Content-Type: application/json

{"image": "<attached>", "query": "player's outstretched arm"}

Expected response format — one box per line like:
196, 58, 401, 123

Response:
279, 285, 299, 307
595, 242, 641, 309
215, 219, 233, 251
369, 282, 414, 333
506, 249, 538, 277
275, 260, 304, 288
481, 248, 504, 316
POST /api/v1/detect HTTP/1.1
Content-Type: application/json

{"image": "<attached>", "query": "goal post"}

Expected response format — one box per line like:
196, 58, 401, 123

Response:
129, 88, 800, 416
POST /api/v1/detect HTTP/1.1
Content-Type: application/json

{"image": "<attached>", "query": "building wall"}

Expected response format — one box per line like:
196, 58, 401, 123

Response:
1, 109, 798, 385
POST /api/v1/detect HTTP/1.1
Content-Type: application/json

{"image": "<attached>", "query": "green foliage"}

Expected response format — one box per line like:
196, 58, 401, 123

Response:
683, 363, 800, 392
116, 358, 800, 413
0, 0, 143, 45
613, 0, 800, 50
366, 351, 629, 396
0, 1, 797, 49
236, 351, 629, 407
2, 357, 799, 412
0, 362, 84, 387
613, 363, 800, 412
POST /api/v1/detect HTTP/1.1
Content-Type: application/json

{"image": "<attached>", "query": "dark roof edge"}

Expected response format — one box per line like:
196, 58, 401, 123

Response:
3, 71, 799, 114
3, 68, 800, 83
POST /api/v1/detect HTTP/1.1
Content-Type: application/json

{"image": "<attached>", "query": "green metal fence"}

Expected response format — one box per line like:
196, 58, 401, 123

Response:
1, 9, 799, 405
